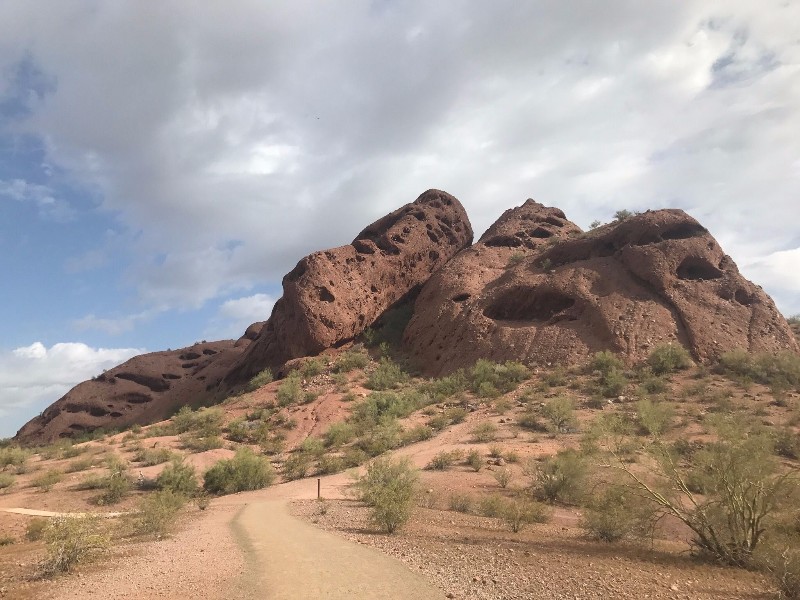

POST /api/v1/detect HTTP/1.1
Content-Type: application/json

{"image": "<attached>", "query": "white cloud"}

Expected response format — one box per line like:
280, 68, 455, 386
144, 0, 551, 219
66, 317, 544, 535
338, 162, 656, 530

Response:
72, 310, 159, 336
0, 342, 144, 438
746, 247, 800, 317
0, 178, 75, 221
205, 293, 275, 340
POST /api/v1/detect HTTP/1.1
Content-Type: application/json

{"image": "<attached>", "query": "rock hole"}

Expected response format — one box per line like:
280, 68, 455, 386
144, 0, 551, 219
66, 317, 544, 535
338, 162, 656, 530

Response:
677, 256, 723, 281
529, 227, 553, 239
484, 287, 576, 322
427, 230, 440, 243
483, 235, 523, 248
89, 406, 109, 417
179, 352, 202, 361
452, 293, 471, 302
109, 412, 123, 418
318, 286, 335, 302
429, 250, 440, 261
662, 223, 706, 240
202, 348, 217, 355
370, 285, 379, 293
543, 216, 564, 227
734, 289, 754, 306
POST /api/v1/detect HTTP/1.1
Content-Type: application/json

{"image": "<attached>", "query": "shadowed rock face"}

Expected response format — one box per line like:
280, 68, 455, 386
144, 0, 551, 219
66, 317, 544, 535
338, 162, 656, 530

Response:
404, 201, 799, 376
224, 189, 473, 383
14, 334, 259, 445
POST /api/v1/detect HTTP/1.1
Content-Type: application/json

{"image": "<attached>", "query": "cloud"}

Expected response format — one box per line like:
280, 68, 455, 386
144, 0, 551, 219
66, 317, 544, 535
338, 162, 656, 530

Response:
205, 293, 275, 340
0, 342, 144, 437
746, 247, 800, 317
0, 1, 797, 326
72, 310, 159, 336
0, 178, 75, 221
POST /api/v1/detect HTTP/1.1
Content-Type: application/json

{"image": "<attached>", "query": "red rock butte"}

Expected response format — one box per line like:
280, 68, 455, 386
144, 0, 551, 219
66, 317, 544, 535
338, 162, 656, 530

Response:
15, 192, 798, 444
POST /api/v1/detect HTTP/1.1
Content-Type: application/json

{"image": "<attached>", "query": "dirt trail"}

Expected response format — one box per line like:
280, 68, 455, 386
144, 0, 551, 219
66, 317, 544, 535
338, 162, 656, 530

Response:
234, 499, 444, 599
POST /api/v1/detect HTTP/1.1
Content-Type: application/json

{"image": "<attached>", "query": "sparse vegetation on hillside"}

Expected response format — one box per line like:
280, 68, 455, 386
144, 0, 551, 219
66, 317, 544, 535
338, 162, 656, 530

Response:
40, 515, 110, 576
203, 448, 275, 495
354, 456, 418, 534
246, 368, 273, 392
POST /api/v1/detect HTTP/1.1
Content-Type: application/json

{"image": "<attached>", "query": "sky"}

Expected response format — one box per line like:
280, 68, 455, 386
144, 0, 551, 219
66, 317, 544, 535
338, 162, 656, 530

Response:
0, 1, 798, 438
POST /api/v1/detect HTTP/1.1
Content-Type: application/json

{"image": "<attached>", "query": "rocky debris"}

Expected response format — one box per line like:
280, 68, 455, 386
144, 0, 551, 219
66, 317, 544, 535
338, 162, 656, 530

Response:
14, 337, 252, 445
226, 189, 472, 383
404, 201, 798, 376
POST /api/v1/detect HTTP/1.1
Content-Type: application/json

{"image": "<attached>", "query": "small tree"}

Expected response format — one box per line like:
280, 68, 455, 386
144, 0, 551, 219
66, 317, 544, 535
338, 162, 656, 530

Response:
354, 456, 418, 533
605, 417, 798, 566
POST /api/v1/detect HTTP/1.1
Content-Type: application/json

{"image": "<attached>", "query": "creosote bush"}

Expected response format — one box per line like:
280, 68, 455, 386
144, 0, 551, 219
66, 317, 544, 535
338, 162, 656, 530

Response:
526, 450, 587, 505
471, 422, 498, 443
354, 456, 418, 534
581, 483, 655, 542
333, 348, 370, 373
246, 368, 273, 392
542, 396, 578, 433
718, 350, 800, 390
470, 360, 530, 397
40, 516, 110, 576
366, 357, 409, 391
129, 490, 186, 538
203, 448, 276, 495
156, 457, 198, 496
647, 344, 692, 375
277, 373, 303, 407
501, 495, 550, 532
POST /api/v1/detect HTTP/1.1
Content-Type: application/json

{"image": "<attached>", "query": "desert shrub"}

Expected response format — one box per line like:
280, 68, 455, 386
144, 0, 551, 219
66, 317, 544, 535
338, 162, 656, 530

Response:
581, 483, 655, 542
448, 493, 472, 513
300, 357, 326, 378
342, 446, 370, 468
0, 473, 14, 489
366, 357, 409, 391
0, 445, 30, 468
471, 422, 498, 443
65, 458, 94, 473
478, 494, 505, 518
501, 495, 550, 532
354, 456, 418, 534
32, 470, 63, 491
246, 368, 273, 392
718, 350, 800, 389
96, 469, 131, 505
277, 373, 303, 406
639, 373, 668, 395
598, 368, 628, 398
470, 360, 530, 396
527, 450, 587, 505
282, 452, 312, 481
635, 399, 674, 437
156, 457, 198, 496
647, 344, 692, 375
445, 406, 468, 424
400, 424, 434, 445
324, 422, 357, 448
317, 454, 346, 475
517, 411, 546, 432
542, 397, 578, 433
203, 448, 275, 495
494, 467, 513, 488
172, 407, 224, 436
40, 516, 110, 576
129, 490, 185, 538
426, 449, 464, 471
504, 450, 520, 463
419, 370, 469, 400
590, 351, 623, 375
334, 348, 370, 373
25, 517, 48, 541
134, 447, 174, 466
180, 433, 224, 453
355, 421, 402, 457
466, 449, 482, 472
609, 418, 798, 567
774, 428, 800, 460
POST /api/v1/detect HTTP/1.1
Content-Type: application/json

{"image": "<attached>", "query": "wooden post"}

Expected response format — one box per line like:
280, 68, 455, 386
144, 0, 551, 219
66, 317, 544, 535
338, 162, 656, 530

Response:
317, 478, 321, 500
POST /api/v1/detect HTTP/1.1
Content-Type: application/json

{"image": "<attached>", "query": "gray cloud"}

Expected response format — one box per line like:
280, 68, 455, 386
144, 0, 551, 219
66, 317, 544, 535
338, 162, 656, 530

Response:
1, 0, 798, 316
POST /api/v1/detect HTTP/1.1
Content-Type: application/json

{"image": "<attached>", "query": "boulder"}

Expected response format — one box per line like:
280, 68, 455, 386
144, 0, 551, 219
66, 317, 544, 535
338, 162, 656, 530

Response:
404, 200, 798, 376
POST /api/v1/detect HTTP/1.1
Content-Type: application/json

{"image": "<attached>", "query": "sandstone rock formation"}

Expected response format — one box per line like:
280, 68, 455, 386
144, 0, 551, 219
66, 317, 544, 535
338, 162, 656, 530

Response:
404, 200, 799, 376
225, 189, 473, 383
14, 333, 258, 445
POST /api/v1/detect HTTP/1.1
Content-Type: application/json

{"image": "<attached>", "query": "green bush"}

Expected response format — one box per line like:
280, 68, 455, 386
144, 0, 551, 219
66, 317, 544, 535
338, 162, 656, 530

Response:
282, 452, 312, 481
277, 373, 303, 406
25, 517, 48, 541
203, 448, 276, 495
471, 421, 498, 443
0, 473, 14, 490
542, 397, 578, 433
129, 490, 185, 538
466, 449, 482, 472
226, 419, 251, 443
590, 351, 623, 375
635, 399, 673, 437
581, 483, 654, 542
32, 470, 63, 491
494, 467, 513, 489
400, 424, 434, 445
478, 494, 505, 518
501, 495, 550, 532
366, 357, 409, 391
426, 450, 464, 471
96, 470, 131, 505
448, 493, 472, 513
527, 450, 587, 505
324, 422, 356, 448
718, 350, 800, 389
156, 457, 198, 496
470, 360, 530, 395
0, 445, 30, 468
133, 447, 174, 466
354, 456, 418, 534
65, 458, 94, 473
647, 344, 692, 375
333, 349, 370, 373
40, 516, 110, 576
246, 368, 273, 392
172, 407, 224, 436
180, 433, 224, 453
300, 357, 326, 378
317, 454, 346, 475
